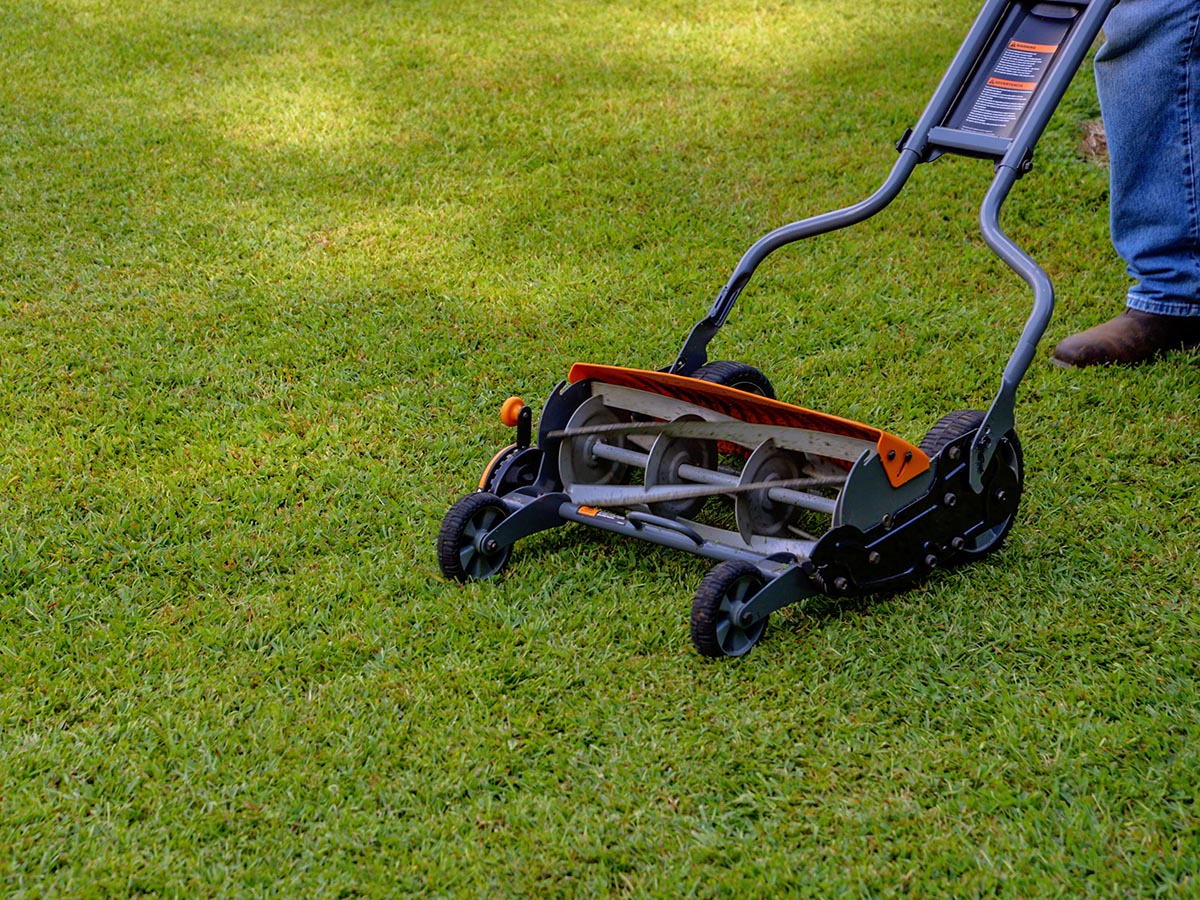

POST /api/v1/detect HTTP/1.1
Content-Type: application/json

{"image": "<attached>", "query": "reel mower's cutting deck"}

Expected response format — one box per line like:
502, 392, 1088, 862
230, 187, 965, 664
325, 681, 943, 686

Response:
437, 0, 1113, 657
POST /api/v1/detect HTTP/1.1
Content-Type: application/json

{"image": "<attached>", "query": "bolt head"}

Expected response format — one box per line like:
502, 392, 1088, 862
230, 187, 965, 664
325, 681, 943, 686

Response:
832, 577, 850, 593
924, 554, 938, 569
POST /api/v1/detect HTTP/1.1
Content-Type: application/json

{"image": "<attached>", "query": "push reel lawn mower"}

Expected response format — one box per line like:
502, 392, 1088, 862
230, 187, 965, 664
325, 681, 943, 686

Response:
437, 0, 1114, 657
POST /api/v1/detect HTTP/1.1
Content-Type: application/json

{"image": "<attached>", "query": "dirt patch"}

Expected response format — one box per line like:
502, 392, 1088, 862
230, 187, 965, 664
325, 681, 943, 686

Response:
1078, 118, 1108, 165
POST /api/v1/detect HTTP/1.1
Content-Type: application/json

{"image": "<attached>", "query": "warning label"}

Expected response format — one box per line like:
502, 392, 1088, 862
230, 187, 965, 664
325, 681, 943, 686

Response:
945, 6, 1077, 140
987, 77, 1038, 92
960, 40, 1059, 136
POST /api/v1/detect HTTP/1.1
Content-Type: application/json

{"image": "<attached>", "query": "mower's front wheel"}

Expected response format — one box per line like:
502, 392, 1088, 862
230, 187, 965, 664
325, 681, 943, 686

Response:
690, 560, 769, 658
692, 361, 775, 399
438, 492, 513, 582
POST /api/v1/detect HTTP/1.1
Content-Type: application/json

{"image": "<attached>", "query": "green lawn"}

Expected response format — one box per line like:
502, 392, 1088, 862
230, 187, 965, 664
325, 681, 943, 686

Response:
2, 1, 1198, 896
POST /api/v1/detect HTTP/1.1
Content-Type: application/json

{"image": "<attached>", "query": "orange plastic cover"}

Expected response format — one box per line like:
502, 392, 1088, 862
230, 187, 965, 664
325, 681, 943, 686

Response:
567, 363, 930, 488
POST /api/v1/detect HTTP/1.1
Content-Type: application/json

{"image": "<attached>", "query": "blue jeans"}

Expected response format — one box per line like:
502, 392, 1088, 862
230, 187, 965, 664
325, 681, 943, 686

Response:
1095, 0, 1200, 317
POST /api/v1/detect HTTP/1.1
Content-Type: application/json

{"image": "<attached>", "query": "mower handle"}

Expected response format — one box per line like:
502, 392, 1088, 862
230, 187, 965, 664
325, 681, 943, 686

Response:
671, 0, 1116, 490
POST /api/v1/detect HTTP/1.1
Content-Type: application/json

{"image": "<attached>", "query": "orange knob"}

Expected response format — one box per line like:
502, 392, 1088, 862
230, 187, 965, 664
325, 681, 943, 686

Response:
500, 397, 525, 428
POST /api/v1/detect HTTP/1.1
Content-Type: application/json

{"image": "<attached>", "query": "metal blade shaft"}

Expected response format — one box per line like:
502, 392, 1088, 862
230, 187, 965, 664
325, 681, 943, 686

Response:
566, 475, 843, 509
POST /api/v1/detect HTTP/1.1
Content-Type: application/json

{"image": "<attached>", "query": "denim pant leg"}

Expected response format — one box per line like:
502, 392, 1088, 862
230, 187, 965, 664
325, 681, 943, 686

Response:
1095, 0, 1200, 316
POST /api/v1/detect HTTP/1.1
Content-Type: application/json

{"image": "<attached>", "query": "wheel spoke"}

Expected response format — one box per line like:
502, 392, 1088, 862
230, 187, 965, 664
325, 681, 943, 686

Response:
717, 581, 756, 654
714, 616, 731, 648
731, 579, 753, 604
725, 628, 748, 655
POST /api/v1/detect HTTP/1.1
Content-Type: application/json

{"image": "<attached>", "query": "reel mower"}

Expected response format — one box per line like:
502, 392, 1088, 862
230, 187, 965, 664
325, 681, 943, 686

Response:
437, 0, 1113, 657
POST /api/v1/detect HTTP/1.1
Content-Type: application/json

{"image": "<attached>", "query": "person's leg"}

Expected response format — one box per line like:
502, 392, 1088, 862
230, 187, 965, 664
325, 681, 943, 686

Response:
1053, 0, 1200, 367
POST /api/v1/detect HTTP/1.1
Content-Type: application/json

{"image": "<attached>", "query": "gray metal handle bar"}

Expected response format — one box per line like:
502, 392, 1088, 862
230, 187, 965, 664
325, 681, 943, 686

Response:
669, 0, 1116, 489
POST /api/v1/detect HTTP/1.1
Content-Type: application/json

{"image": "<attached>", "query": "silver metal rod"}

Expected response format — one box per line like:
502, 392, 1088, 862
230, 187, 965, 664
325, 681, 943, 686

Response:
677, 462, 734, 486
767, 487, 837, 516
553, 412, 876, 465
586, 440, 842, 514
566, 476, 844, 511
588, 441, 649, 468
681, 462, 838, 515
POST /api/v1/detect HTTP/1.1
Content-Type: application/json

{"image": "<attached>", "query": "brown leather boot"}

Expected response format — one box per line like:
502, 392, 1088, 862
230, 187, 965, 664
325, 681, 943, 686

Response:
1052, 308, 1200, 368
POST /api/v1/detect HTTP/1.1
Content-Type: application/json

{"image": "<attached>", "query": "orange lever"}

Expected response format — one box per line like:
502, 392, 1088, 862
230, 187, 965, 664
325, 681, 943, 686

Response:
500, 397, 526, 428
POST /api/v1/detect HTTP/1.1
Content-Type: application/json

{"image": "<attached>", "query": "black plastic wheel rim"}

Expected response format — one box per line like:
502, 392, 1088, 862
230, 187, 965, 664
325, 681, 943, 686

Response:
458, 503, 510, 580
963, 433, 1022, 555
920, 410, 1023, 561
692, 561, 768, 658
715, 579, 766, 656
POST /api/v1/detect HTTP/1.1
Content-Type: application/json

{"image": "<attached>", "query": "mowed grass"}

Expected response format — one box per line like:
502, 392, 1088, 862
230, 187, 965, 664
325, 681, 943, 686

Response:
2, 0, 1198, 896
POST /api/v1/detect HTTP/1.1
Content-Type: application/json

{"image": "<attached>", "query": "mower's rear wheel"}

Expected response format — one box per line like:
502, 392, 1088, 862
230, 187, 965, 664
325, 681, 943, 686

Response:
920, 410, 1023, 562
480, 444, 540, 496
438, 492, 513, 582
692, 361, 776, 465
690, 560, 769, 658
692, 361, 775, 399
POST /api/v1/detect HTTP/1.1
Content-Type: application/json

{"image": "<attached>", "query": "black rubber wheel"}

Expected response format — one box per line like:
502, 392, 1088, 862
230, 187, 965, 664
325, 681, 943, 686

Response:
692, 361, 775, 399
437, 492, 513, 582
919, 410, 1024, 561
690, 560, 769, 658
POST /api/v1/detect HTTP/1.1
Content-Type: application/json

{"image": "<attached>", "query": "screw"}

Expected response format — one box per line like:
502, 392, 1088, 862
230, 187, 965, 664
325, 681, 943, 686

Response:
485, 539, 499, 553
881, 514, 894, 530
924, 554, 938, 569
943, 492, 958, 507
887, 449, 897, 461
832, 577, 850, 593
947, 446, 961, 461
951, 537, 965, 551
867, 551, 882, 566
995, 489, 1008, 503
739, 610, 755, 627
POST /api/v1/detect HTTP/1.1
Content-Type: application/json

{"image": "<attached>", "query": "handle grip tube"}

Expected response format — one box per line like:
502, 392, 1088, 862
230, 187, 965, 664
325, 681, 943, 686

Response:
969, 0, 1117, 492
972, 161, 1050, 491
669, 0, 1028, 375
